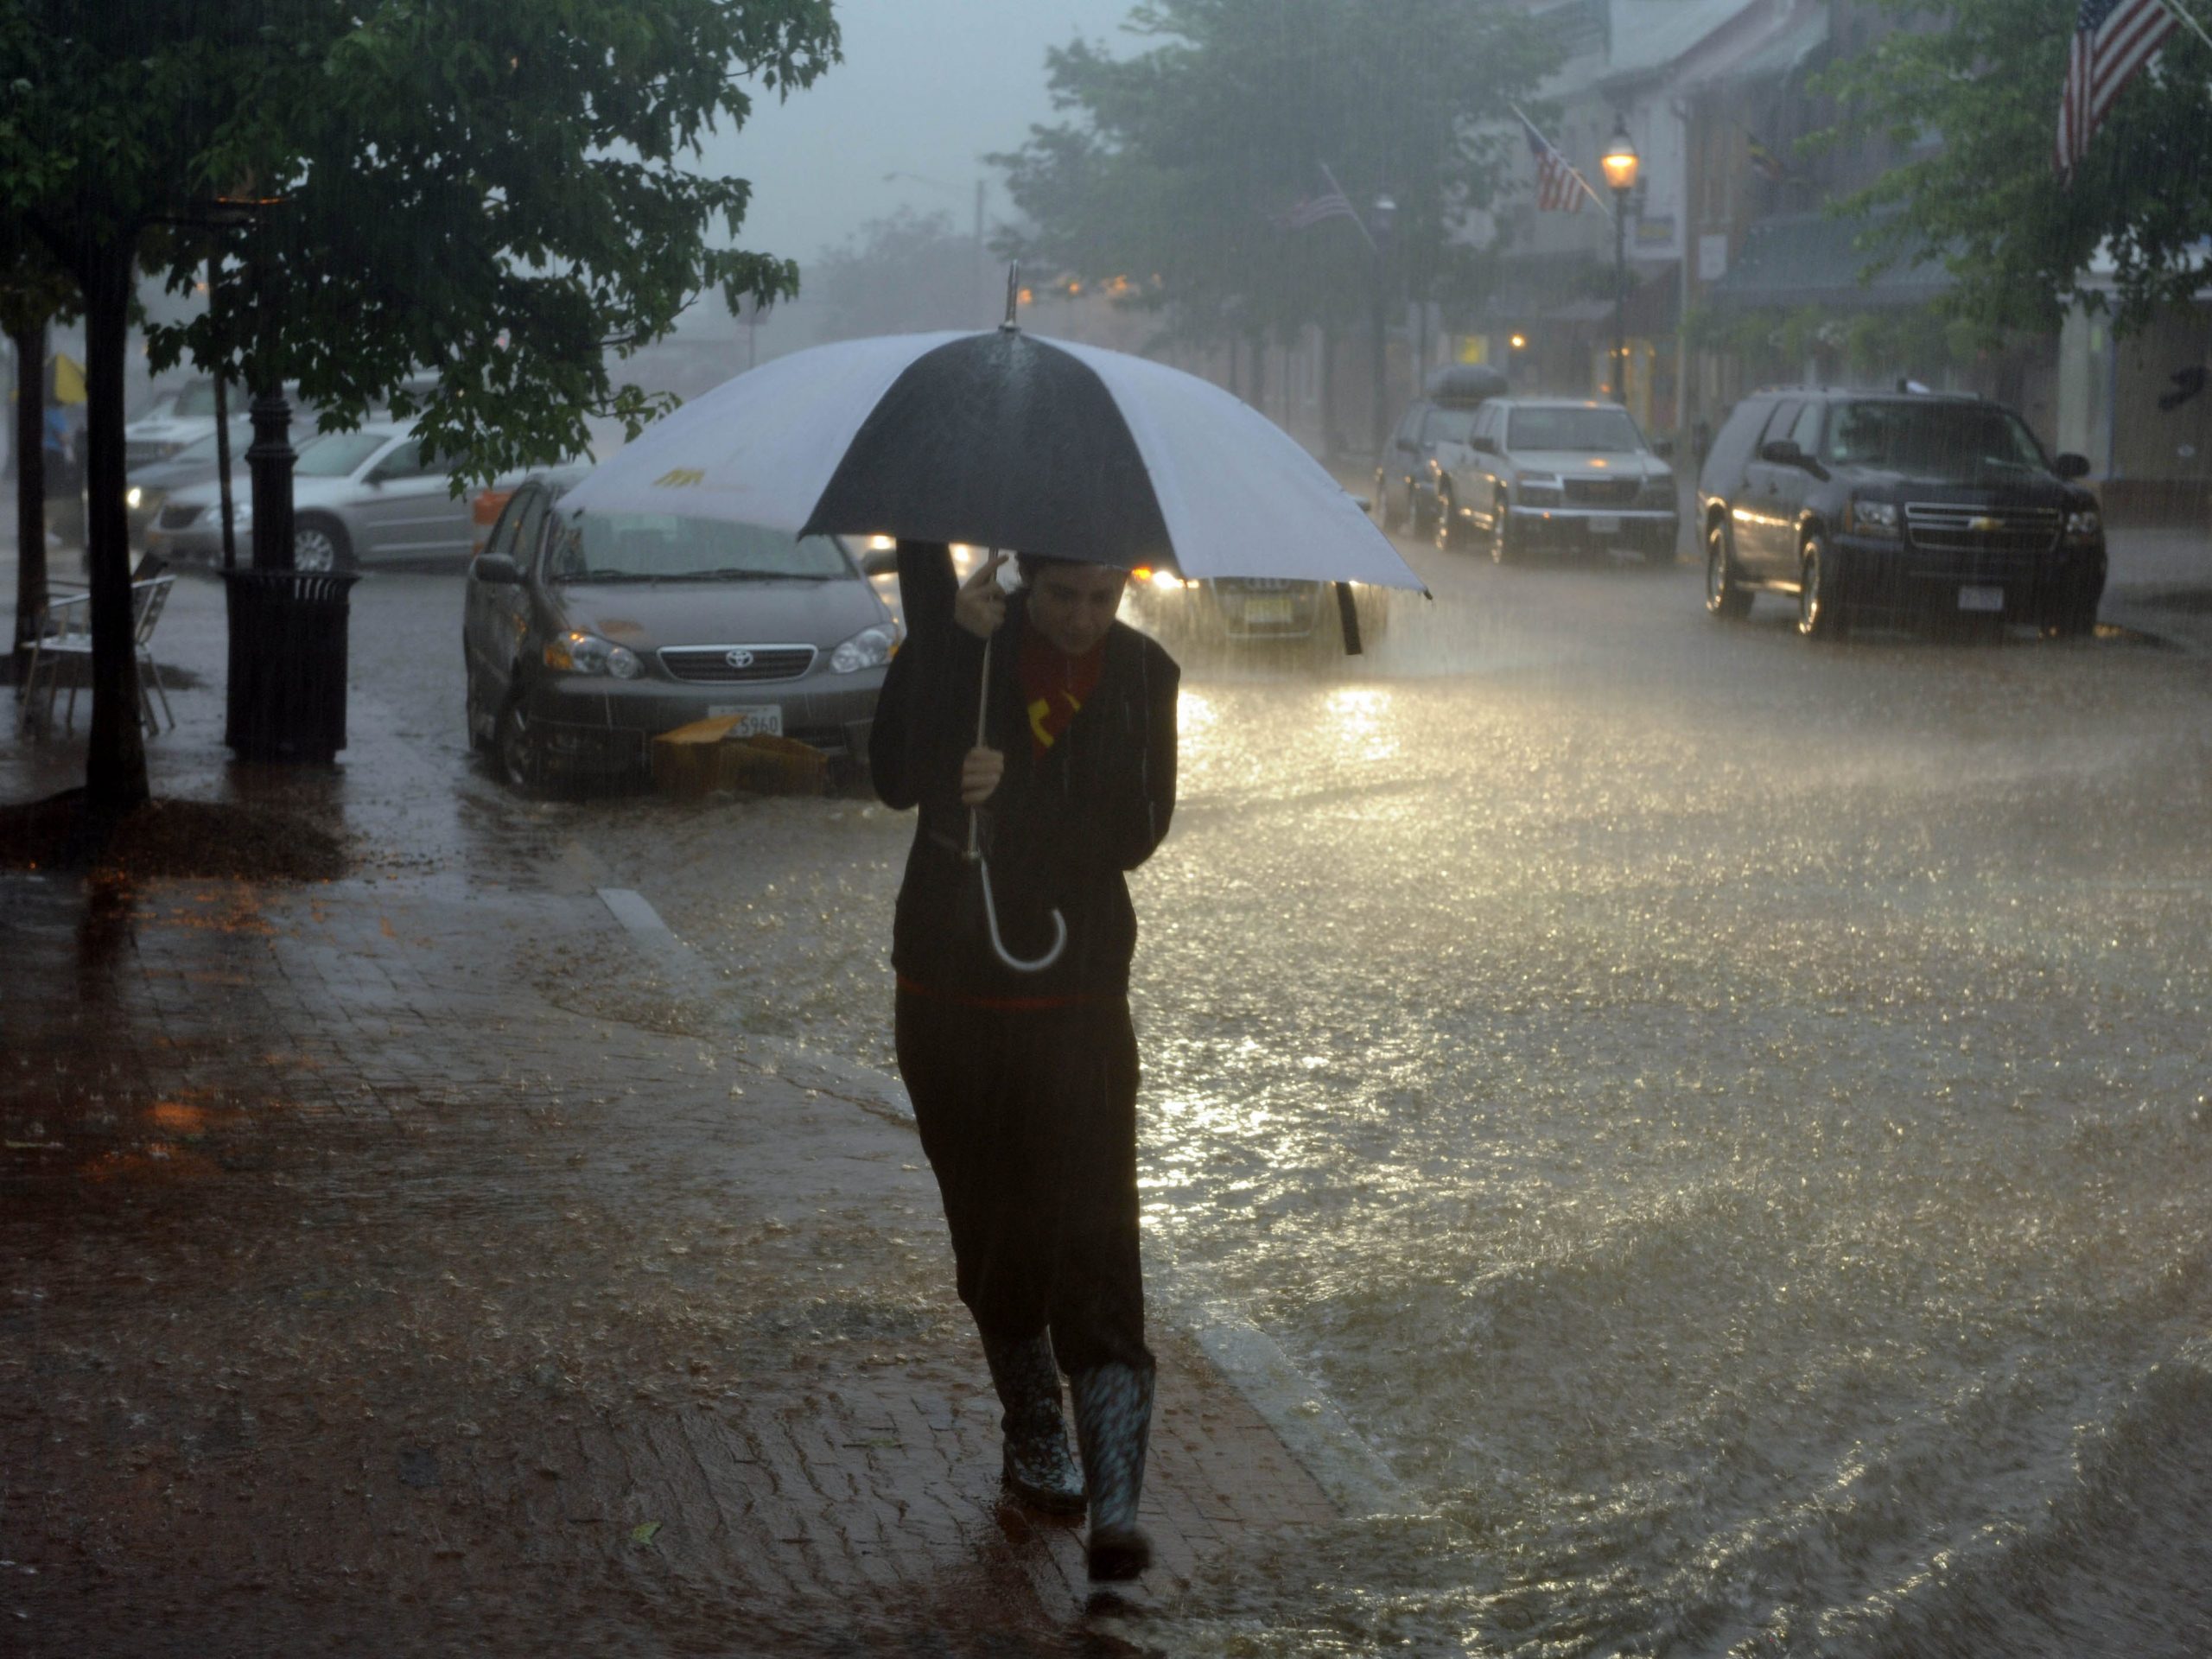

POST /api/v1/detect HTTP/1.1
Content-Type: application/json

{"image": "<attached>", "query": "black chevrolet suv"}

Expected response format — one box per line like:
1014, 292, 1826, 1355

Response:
1697, 388, 2106, 639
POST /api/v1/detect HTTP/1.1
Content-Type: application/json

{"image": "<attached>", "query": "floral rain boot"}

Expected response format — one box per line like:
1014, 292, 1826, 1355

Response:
1069, 1361, 1154, 1580
979, 1331, 1086, 1515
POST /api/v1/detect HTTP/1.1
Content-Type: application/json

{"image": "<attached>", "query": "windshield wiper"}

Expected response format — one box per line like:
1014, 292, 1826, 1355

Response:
690, 568, 834, 582
553, 569, 658, 583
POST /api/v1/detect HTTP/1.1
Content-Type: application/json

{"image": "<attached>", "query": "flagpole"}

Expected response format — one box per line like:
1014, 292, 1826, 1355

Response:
1316, 162, 1381, 254
2152, 0, 2212, 54
1509, 104, 1614, 218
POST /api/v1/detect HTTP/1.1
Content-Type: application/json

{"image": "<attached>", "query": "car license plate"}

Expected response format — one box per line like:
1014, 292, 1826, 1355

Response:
1242, 597, 1295, 624
1958, 586, 2005, 613
1589, 514, 1622, 535
706, 704, 783, 735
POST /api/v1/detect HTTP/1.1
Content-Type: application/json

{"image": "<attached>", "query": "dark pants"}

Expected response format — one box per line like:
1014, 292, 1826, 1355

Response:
895, 989, 1149, 1376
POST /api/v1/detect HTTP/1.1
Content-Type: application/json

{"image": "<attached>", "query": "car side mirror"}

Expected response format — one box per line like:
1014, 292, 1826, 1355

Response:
1758, 438, 1805, 465
859, 548, 898, 579
1652, 438, 1675, 459
1470, 435, 1499, 455
473, 553, 522, 584
2053, 452, 2091, 480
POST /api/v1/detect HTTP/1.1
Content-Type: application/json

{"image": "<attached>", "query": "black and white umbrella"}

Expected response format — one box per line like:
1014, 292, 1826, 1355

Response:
560, 324, 1423, 590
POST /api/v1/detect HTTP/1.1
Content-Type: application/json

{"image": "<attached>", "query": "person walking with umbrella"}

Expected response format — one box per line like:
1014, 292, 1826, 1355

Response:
871, 539, 1179, 1581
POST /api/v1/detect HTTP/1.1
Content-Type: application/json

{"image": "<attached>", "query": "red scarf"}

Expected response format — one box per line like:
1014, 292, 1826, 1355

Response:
1016, 627, 1104, 758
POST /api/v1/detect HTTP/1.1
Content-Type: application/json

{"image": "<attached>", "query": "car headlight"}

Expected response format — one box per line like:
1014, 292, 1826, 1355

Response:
1849, 498, 1899, 537
2064, 506, 2101, 544
1638, 476, 1675, 507
544, 631, 642, 679
125, 486, 143, 509
1516, 472, 1562, 505
830, 621, 901, 674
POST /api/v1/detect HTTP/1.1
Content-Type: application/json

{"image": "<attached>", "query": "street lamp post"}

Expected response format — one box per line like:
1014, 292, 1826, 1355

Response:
1600, 118, 1640, 405
1368, 193, 1397, 459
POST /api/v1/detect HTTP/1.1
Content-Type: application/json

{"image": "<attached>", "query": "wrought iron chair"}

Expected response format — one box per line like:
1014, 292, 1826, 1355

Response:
17, 575, 175, 736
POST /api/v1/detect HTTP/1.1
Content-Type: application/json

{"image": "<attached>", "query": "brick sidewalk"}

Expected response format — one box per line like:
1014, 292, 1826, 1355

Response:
0, 865, 1342, 1656
0, 588, 1344, 1655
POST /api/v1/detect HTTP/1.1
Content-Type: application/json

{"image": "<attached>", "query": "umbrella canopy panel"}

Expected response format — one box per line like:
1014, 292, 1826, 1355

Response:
562, 328, 1423, 591
803, 330, 1170, 569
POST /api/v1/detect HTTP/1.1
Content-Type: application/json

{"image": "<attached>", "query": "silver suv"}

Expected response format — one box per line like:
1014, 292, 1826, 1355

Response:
1433, 397, 1680, 564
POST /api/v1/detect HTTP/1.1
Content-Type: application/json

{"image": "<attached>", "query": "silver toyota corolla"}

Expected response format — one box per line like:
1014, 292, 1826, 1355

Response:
462, 475, 900, 786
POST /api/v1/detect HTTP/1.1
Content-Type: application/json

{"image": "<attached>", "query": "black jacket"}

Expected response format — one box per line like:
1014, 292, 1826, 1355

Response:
872, 543, 1179, 999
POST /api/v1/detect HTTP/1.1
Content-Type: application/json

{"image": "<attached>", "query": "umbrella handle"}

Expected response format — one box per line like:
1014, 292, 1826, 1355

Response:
977, 856, 1068, 974
963, 574, 1065, 973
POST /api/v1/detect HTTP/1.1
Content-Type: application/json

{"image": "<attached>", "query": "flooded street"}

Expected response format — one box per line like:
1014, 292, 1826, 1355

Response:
358, 540, 2212, 1655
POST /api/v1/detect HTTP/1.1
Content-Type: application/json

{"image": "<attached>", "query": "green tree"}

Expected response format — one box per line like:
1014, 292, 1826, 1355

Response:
2, 0, 837, 818
991, 1, 1552, 381
1817, 0, 2212, 334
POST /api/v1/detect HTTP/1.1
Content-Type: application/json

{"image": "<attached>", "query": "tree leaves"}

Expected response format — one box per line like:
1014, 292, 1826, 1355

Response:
1816, 0, 2212, 337
3, 0, 843, 483
989, 0, 1554, 350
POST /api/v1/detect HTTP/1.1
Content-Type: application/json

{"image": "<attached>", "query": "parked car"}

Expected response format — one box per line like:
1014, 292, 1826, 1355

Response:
1372, 364, 1510, 537
147, 421, 507, 571
467, 461, 593, 559
461, 475, 900, 788
124, 414, 319, 548
1695, 387, 2106, 638
1433, 397, 1679, 563
124, 378, 225, 469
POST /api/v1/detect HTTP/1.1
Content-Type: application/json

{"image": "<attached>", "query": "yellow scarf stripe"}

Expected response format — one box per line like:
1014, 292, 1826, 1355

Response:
1028, 691, 1082, 750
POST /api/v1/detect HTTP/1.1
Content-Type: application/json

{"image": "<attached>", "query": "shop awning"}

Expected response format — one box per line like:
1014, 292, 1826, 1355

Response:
1702, 211, 1951, 311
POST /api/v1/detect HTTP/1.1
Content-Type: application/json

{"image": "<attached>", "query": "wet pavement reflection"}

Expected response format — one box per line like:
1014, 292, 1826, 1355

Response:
10, 543, 2212, 1655
514, 544, 2212, 1656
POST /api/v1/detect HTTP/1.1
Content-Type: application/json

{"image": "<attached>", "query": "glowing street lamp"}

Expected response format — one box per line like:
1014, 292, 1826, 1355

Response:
1600, 117, 1640, 404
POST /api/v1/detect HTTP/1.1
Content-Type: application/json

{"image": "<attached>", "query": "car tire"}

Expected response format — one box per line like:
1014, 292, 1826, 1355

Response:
1490, 494, 1517, 565
495, 686, 546, 793
2041, 598, 2098, 639
1705, 518, 1751, 619
1407, 484, 1435, 539
294, 514, 353, 574
464, 663, 493, 753
1376, 471, 1402, 532
1796, 532, 1847, 639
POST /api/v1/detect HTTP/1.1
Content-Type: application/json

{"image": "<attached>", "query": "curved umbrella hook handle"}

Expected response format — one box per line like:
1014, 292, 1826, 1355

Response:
976, 856, 1068, 974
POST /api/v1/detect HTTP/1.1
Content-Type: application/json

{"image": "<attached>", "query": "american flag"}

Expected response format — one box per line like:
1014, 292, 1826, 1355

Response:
1274, 189, 1360, 232
2055, 0, 2180, 176
1518, 111, 1586, 213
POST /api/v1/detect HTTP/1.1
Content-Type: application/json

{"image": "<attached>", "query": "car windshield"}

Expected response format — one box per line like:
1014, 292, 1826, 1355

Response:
164, 421, 258, 467
1508, 407, 1643, 453
1819, 401, 2050, 474
170, 382, 220, 417
293, 431, 392, 478
1421, 406, 1480, 444
546, 514, 853, 582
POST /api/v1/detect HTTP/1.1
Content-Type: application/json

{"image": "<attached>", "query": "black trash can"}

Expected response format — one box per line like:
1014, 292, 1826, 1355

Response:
224, 569, 359, 763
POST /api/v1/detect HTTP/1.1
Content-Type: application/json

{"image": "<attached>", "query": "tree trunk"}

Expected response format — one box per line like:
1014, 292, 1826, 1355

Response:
80, 250, 149, 817
10, 319, 49, 677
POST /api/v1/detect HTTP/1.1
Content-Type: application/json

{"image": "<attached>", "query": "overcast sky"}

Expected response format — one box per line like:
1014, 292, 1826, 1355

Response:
722, 0, 1139, 265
